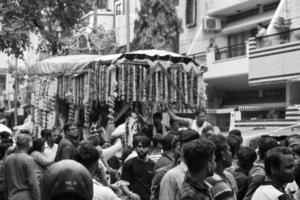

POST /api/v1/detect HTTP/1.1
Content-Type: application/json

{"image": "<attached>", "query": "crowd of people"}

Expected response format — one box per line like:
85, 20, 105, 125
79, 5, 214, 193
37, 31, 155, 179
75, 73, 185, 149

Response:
0, 108, 300, 200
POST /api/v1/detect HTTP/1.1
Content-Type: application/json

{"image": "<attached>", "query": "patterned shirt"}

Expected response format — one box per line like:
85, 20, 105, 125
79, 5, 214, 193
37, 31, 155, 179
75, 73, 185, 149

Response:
179, 173, 214, 200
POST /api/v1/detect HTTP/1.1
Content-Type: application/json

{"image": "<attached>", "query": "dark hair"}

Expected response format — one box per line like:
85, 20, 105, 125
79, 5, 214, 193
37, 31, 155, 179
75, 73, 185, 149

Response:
183, 138, 216, 174
195, 108, 206, 116
202, 125, 214, 137
237, 147, 257, 170
63, 123, 74, 133
133, 134, 151, 148
41, 129, 47, 138
285, 134, 300, 147
265, 146, 293, 176
0, 131, 10, 139
89, 111, 100, 123
229, 129, 242, 138
258, 136, 278, 160
209, 134, 229, 162
44, 129, 53, 139
30, 138, 45, 153
161, 134, 174, 151
87, 135, 101, 147
153, 112, 162, 120
75, 141, 100, 168
227, 134, 242, 158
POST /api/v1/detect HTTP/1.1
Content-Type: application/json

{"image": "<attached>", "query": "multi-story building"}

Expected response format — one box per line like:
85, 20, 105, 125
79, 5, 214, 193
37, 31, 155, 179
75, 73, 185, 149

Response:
114, 0, 140, 50
178, 0, 300, 131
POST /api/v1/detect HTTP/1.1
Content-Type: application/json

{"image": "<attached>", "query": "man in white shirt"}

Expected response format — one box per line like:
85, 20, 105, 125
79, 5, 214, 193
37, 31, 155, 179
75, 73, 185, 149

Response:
167, 107, 211, 136
42, 129, 58, 162
251, 146, 295, 200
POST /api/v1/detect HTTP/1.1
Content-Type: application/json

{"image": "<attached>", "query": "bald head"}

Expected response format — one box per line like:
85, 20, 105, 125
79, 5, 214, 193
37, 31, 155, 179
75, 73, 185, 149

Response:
16, 134, 31, 149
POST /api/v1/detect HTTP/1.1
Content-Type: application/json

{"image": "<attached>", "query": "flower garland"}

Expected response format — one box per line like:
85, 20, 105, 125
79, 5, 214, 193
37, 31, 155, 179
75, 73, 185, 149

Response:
142, 66, 147, 102
184, 72, 188, 105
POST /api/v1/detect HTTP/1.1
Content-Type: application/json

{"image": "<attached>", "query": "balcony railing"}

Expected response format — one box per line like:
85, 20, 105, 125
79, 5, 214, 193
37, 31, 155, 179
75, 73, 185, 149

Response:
215, 43, 246, 61
254, 28, 300, 49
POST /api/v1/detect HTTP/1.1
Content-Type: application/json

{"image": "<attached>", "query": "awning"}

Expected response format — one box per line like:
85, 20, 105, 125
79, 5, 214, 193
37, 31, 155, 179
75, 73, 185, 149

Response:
237, 102, 286, 111
221, 11, 274, 34
249, 74, 300, 86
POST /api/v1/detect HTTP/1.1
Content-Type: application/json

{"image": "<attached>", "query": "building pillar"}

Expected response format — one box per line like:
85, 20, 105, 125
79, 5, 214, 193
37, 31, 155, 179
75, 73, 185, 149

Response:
286, 82, 291, 107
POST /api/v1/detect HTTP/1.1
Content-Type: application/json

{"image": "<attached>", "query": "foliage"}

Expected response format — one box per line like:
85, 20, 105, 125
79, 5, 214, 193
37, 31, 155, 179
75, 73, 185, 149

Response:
0, 0, 91, 57
132, 0, 182, 52
89, 25, 118, 55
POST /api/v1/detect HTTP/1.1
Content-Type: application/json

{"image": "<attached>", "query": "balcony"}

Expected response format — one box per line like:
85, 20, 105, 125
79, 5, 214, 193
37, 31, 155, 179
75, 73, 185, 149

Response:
205, 0, 278, 16
249, 28, 300, 86
204, 43, 248, 79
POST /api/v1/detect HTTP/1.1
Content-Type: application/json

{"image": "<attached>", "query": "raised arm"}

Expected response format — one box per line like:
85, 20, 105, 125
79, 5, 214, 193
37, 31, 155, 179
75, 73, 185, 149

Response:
167, 108, 193, 127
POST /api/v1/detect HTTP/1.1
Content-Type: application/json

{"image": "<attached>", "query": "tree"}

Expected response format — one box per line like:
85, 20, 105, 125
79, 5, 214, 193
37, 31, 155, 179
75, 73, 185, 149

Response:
132, 0, 181, 52
0, 0, 91, 57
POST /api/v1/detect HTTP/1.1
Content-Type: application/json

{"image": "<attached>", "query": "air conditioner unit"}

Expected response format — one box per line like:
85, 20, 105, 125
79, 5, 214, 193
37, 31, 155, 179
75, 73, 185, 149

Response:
203, 17, 222, 31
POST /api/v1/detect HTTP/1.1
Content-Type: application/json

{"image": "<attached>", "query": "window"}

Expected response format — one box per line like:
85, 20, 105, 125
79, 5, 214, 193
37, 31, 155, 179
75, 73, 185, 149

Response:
186, 0, 196, 27
97, 0, 107, 9
116, 3, 122, 15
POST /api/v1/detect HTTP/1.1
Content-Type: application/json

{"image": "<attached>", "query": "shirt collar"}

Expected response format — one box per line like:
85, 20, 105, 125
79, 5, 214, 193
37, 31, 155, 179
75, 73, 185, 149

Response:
185, 172, 211, 192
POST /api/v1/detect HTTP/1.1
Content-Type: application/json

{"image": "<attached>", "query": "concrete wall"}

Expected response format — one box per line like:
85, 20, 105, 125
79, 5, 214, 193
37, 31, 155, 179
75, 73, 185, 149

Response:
114, 0, 140, 46
178, 0, 227, 55
204, 51, 249, 79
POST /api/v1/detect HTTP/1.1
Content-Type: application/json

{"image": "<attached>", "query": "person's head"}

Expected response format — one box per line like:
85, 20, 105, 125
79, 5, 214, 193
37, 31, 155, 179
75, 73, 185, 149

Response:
227, 134, 243, 159
183, 137, 216, 177
16, 134, 31, 151
170, 119, 180, 132
202, 125, 214, 138
0, 131, 11, 142
258, 136, 278, 160
209, 134, 232, 168
285, 134, 300, 149
42, 160, 93, 200
86, 135, 101, 147
195, 108, 207, 127
209, 38, 215, 45
173, 129, 200, 159
75, 141, 100, 174
64, 123, 78, 139
153, 112, 163, 126
160, 133, 175, 152
237, 147, 257, 171
228, 129, 242, 138
30, 138, 45, 153
44, 129, 55, 143
133, 134, 151, 159
265, 146, 295, 185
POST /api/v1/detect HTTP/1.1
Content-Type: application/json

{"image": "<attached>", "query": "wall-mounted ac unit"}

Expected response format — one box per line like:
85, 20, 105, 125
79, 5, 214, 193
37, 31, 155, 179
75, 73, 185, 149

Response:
203, 17, 221, 31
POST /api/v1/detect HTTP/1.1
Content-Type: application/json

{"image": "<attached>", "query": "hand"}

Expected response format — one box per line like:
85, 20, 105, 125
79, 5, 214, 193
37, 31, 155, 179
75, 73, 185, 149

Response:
129, 192, 140, 200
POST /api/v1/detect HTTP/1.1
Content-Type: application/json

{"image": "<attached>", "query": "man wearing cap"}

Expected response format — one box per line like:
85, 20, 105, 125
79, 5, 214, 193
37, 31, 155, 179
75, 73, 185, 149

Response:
168, 108, 211, 136
159, 129, 199, 200
4, 134, 40, 200
41, 160, 93, 200
55, 123, 79, 162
